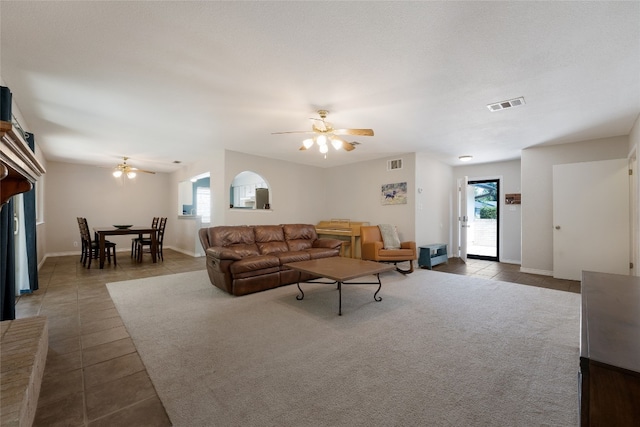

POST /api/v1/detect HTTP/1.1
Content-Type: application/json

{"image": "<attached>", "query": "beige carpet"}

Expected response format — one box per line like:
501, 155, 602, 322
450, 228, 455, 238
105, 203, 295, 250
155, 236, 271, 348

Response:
107, 269, 580, 427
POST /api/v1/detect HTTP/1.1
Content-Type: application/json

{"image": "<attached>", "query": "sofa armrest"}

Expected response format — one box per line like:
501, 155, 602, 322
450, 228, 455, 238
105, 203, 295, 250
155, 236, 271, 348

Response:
361, 241, 384, 261
313, 238, 343, 250
206, 246, 243, 261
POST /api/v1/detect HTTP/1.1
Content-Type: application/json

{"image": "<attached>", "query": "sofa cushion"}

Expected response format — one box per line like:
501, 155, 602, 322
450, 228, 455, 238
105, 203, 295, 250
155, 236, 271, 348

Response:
230, 255, 280, 278
283, 224, 318, 251
255, 225, 288, 254
276, 250, 311, 266
209, 226, 260, 256
306, 247, 340, 259
209, 225, 255, 246
227, 244, 260, 257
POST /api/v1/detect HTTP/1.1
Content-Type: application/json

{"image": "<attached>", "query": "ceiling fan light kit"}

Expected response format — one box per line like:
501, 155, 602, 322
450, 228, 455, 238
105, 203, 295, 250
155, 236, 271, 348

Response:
274, 110, 374, 157
112, 156, 155, 179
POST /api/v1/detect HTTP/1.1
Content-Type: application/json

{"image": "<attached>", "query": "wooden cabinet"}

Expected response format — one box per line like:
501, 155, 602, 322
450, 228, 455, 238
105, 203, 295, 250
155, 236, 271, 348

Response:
579, 271, 640, 426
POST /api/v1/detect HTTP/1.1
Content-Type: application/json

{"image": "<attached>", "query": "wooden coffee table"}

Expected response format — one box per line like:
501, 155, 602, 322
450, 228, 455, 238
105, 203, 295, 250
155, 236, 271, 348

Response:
285, 257, 395, 315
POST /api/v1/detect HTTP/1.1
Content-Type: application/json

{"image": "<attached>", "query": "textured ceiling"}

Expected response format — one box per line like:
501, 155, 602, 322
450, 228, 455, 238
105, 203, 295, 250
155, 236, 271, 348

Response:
1, 1, 639, 173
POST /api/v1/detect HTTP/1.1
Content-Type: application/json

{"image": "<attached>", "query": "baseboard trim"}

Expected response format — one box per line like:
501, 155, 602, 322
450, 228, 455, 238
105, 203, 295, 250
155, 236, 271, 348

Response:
167, 246, 204, 258
46, 251, 79, 257
519, 267, 553, 277
445, 255, 522, 266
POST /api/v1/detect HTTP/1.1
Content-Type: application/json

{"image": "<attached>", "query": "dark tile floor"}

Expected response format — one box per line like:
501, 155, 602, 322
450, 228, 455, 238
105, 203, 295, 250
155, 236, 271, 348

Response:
15, 249, 203, 427
15, 252, 578, 426
431, 257, 581, 293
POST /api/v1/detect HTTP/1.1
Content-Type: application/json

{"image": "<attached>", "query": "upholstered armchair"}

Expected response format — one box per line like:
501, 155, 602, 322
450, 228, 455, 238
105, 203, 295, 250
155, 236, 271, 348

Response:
360, 225, 417, 273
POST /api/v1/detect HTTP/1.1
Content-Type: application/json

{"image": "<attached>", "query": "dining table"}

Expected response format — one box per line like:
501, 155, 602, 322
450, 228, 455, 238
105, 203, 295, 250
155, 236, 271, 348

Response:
93, 226, 158, 269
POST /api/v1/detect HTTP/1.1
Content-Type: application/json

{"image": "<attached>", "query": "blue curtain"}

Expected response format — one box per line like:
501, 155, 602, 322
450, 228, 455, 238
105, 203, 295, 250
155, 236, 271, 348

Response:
24, 133, 39, 292
1, 199, 16, 320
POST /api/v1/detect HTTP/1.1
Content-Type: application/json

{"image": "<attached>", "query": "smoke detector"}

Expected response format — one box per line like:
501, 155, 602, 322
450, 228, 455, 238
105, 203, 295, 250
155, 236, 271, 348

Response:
487, 97, 526, 112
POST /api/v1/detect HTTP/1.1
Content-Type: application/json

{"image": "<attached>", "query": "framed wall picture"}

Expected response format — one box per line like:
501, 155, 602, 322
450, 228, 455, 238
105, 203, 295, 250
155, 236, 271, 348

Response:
381, 182, 407, 205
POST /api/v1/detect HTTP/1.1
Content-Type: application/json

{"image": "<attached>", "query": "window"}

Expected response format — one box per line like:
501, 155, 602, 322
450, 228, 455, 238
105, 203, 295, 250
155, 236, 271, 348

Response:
196, 187, 211, 223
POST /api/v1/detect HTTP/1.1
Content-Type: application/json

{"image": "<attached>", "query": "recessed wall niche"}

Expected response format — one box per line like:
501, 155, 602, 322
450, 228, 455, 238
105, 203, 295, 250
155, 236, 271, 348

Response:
230, 171, 270, 209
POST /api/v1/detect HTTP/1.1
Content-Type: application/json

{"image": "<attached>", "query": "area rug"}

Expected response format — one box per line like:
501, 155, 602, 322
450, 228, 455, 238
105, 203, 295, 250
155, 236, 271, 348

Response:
107, 269, 580, 427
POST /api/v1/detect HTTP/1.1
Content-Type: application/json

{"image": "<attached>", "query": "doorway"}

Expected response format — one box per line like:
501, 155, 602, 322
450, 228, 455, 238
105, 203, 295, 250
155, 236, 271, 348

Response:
467, 179, 499, 261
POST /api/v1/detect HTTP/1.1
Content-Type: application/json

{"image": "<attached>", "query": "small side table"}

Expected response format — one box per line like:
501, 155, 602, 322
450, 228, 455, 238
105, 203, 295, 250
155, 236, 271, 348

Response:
418, 244, 448, 269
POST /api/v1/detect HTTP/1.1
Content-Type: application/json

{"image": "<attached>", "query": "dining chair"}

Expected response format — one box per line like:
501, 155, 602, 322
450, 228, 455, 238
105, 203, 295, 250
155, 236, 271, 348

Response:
136, 217, 167, 262
77, 217, 88, 265
131, 217, 159, 259
77, 217, 117, 268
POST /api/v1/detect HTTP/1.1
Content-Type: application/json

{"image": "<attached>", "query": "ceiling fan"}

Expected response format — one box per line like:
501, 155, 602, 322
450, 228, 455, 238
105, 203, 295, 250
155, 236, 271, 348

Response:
272, 110, 374, 154
112, 157, 156, 179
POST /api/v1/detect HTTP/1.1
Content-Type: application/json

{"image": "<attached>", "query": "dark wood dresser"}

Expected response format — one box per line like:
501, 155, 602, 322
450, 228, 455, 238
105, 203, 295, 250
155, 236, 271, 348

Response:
580, 271, 640, 426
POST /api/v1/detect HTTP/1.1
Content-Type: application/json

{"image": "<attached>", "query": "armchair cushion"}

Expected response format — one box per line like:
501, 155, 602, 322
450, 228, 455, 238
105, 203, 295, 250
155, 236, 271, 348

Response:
360, 225, 417, 274
378, 224, 400, 249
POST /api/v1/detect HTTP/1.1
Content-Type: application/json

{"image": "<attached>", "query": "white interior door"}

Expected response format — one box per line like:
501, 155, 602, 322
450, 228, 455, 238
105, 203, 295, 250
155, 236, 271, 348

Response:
553, 159, 629, 280
458, 177, 469, 262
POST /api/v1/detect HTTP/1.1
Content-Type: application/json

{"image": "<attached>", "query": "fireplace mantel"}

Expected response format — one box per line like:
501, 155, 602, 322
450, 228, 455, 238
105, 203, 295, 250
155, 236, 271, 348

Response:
0, 120, 45, 206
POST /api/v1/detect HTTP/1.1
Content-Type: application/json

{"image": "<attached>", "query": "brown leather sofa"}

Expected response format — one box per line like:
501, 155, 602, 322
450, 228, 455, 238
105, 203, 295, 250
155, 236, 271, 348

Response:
199, 224, 343, 296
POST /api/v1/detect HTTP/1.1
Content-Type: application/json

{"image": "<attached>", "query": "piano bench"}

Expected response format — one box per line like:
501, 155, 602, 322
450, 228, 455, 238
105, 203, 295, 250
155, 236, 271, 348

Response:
340, 241, 352, 258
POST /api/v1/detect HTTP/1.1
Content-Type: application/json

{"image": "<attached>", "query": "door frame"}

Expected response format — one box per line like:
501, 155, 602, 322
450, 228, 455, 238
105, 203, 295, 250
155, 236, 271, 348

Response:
629, 148, 638, 276
458, 177, 468, 262
467, 178, 500, 262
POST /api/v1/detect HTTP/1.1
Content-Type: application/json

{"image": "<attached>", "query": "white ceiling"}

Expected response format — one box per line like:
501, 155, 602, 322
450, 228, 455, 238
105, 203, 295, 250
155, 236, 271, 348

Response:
1, 1, 639, 173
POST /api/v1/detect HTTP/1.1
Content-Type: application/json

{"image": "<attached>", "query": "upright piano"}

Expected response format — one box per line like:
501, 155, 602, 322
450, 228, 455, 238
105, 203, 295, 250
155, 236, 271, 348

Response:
315, 219, 369, 258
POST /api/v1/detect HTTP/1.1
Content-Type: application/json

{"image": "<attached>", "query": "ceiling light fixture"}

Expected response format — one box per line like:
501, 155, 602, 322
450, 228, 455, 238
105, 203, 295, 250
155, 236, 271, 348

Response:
459, 155, 473, 162
300, 135, 348, 158
112, 157, 156, 179
272, 110, 373, 158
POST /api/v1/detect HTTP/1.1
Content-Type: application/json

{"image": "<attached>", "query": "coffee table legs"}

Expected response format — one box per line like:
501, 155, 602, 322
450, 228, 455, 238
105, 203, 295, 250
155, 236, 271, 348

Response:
296, 282, 305, 301
295, 274, 383, 315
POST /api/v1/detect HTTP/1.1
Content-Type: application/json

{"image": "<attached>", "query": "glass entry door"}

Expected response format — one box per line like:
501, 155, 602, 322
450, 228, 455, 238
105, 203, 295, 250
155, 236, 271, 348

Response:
467, 179, 499, 261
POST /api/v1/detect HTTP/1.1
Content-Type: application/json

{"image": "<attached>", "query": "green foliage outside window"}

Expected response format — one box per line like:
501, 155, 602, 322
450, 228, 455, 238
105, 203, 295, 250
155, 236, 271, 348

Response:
480, 206, 497, 219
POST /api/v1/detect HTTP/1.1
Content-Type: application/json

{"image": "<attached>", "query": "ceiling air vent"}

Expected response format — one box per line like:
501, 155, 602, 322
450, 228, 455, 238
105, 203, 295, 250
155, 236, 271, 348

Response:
487, 96, 525, 112
387, 158, 403, 171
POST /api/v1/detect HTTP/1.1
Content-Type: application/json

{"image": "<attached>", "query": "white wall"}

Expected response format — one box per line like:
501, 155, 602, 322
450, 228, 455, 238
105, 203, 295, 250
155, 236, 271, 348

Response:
32, 121, 640, 271
224, 150, 328, 226
45, 161, 172, 254
324, 154, 417, 242
169, 149, 224, 256
452, 159, 521, 263
521, 136, 629, 275
415, 153, 453, 251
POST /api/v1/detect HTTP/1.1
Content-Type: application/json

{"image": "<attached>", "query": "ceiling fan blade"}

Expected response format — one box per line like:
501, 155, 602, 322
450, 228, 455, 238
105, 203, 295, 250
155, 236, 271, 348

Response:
271, 130, 315, 135
298, 144, 308, 151
332, 128, 374, 136
342, 141, 356, 151
131, 167, 156, 174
